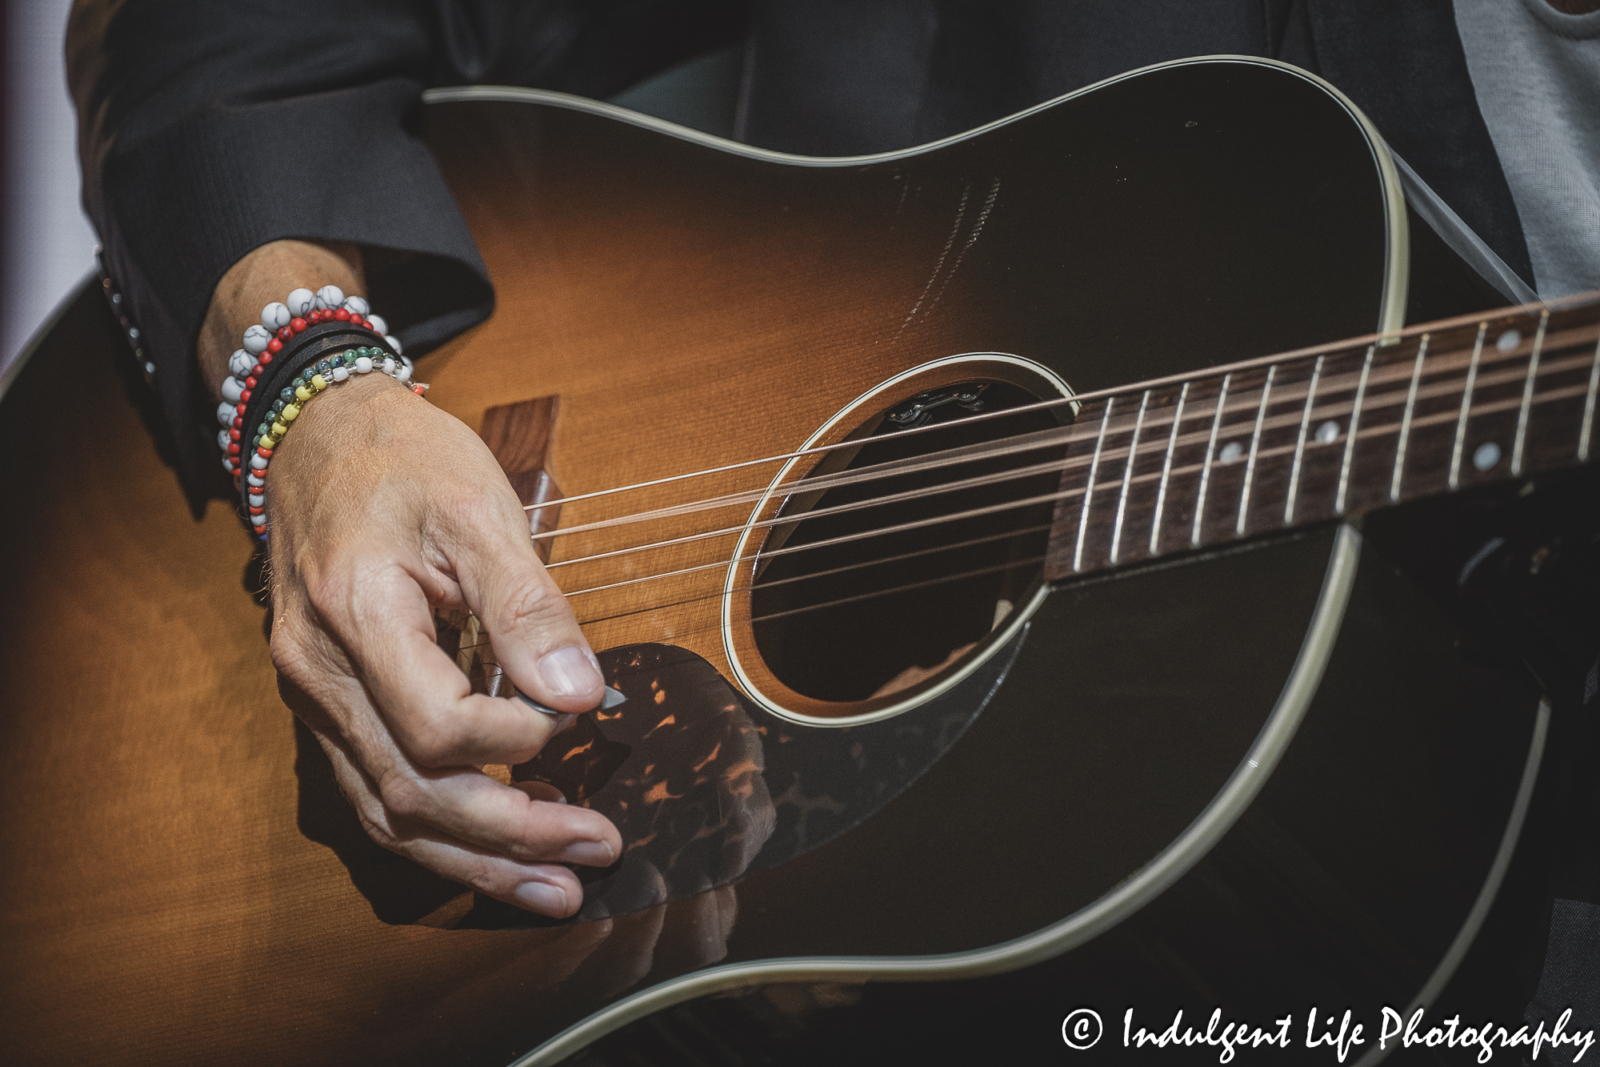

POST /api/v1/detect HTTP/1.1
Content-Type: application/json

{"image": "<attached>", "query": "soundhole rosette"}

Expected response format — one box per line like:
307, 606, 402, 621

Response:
722, 354, 1076, 727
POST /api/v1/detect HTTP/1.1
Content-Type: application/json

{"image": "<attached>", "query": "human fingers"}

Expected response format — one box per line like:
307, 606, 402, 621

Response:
385, 763, 619, 868
309, 554, 582, 768
262, 372, 585, 768
277, 662, 620, 869
512, 779, 568, 804
404, 833, 584, 916
431, 479, 605, 714
308, 722, 594, 917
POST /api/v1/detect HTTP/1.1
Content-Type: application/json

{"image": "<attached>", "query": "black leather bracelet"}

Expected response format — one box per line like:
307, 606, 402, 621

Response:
237, 321, 398, 516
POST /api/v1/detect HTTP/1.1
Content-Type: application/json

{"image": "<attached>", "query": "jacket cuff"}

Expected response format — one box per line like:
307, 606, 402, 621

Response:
97, 77, 493, 507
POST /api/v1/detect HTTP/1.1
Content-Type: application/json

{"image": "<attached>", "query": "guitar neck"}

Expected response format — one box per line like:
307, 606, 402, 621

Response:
1043, 293, 1600, 579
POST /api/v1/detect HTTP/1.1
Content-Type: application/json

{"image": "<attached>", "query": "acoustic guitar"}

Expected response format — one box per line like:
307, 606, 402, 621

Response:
1, 56, 1592, 1066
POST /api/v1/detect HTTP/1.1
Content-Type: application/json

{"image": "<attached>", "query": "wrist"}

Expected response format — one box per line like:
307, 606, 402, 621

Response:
201, 240, 364, 402
212, 261, 414, 532
264, 371, 433, 561
236, 339, 417, 532
278, 367, 410, 460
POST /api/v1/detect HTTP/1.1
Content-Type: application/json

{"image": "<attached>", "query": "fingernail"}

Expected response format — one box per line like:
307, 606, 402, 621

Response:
560, 840, 615, 867
539, 644, 603, 699
513, 880, 568, 914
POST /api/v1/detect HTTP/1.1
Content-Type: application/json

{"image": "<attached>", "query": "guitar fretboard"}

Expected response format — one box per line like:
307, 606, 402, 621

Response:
1043, 295, 1600, 580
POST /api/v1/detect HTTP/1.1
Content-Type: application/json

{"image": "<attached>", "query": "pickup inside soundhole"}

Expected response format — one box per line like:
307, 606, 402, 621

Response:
750, 380, 1066, 703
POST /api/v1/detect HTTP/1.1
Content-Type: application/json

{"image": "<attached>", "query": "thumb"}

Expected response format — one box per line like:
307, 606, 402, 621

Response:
448, 498, 606, 714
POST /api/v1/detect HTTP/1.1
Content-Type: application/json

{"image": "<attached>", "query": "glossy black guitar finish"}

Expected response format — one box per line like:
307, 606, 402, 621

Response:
570, 532, 1542, 1067
0, 57, 1549, 1067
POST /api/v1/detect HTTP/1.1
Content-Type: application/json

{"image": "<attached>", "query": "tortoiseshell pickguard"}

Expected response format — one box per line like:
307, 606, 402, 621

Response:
509, 631, 1029, 922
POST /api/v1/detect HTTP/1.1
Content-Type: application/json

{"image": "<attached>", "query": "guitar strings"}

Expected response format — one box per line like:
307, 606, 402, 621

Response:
561, 521, 1051, 601
550, 381, 1597, 631
529, 374, 1598, 631
519, 318, 1483, 514
445, 345, 1600, 690
443, 308, 1600, 667
454, 547, 1050, 656
517, 354, 1581, 638
535, 422, 1076, 543
577, 514, 1047, 627
524, 314, 1597, 523
538, 339, 1600, 582
440, 353, 1600, 648
544, 447, 1070, 574
545, 344, 1586, 569
526, 322, 1599, 549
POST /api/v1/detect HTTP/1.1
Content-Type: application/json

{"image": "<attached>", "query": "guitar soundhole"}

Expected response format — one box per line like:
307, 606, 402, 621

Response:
749, 380, 1066, 703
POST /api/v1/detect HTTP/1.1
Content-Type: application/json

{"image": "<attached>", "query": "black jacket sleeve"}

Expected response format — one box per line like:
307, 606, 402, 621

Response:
70, 0, 1525, 506
67, 0, 744, 503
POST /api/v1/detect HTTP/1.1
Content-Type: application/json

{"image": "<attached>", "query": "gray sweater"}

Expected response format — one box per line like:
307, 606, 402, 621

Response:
1455, 0, 1600, 297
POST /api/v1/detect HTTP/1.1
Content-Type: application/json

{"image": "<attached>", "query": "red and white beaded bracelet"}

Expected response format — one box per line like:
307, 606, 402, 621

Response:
214, 284, 409, 477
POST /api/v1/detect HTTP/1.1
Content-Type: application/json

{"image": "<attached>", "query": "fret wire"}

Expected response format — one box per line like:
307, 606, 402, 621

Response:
540, 316, 1600, 581
1284, 356, 1323, 525
1150, 381, 1189, 556
576, 338, 1600, 585
1580, 330, 1600, 463
1336, 345, 1376, 515
1191, 373, 1232, 548
1110, 390, 1150, 565
1448, 324, 1488, 490
1389, 334, 1431, 503
1236, 365, 1277, 536
524, 300, 1599, 522
1073, 397, 1114, 573
1511, 310, 1549, 477
573, 322, 1600, 550
569, 372, 1600, 609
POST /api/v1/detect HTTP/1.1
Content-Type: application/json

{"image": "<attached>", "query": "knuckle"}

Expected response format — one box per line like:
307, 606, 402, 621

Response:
376, 771, 429, 823
302, 567, 361, 632
267, 620, 351, 724
456, 859, 502, 899
400, 713, 464, 767
271, 579, 347, 662
442, 490, 513, 544
495, 576, 569, 635
267, 632, 306, 681
269, 620, 325, 681
456, 489, 504, 523
296, 553, 346, 610
299, 548, 387, 627
354, 806, 400, 852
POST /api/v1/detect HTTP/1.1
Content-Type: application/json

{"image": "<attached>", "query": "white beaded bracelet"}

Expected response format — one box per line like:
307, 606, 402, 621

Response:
216, 285, 409, 478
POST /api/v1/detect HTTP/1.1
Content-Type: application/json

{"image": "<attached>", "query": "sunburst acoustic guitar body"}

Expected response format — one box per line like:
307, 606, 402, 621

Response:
0, 57, 1551, 1066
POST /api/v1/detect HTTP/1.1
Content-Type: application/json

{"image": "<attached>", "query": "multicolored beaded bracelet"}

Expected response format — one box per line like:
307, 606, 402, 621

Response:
215, 284, 425, 537
238, 346, 425, 535
215, 284, 406, 478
